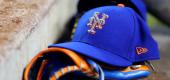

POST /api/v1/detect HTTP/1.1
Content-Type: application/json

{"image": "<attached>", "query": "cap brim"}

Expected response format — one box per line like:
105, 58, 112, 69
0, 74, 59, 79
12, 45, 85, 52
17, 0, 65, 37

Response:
49, 42, 132, 67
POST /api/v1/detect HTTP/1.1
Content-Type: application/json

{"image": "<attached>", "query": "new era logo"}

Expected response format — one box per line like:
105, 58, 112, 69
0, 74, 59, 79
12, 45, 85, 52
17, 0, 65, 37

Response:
136, 47, 148, 55
87, 12, 109, 34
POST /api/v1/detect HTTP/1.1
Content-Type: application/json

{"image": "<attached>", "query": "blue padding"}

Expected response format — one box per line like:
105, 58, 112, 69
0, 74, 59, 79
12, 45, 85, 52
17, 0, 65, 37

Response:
104, 70, 150, 80
87, 60, 150, 80
87, 60, 105, 80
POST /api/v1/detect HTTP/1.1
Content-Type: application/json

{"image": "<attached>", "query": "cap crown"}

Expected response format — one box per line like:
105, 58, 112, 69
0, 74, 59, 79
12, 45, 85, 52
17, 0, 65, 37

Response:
72, 6, 159, 62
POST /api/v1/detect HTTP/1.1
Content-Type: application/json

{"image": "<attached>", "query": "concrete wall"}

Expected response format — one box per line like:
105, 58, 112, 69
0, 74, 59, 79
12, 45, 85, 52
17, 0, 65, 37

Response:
0, 0, 78, 79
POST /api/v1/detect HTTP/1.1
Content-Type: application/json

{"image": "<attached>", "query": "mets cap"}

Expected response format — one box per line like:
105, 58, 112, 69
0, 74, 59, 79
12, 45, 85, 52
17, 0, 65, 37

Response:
115, 0, 147, 20
78, 0, 147, 20
49, 6, 160, 67
130, 0, 147, 20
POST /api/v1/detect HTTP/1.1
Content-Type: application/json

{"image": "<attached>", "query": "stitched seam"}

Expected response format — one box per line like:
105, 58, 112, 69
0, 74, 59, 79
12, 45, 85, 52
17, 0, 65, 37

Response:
125, 7, 136, 61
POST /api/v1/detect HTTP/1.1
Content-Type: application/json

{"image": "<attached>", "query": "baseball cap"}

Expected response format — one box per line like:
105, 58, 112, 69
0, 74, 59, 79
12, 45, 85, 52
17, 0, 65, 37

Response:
49, 6, 159, 67
115, 0, 147, 20
78, 0, 147, 20
130, 0, 147, 20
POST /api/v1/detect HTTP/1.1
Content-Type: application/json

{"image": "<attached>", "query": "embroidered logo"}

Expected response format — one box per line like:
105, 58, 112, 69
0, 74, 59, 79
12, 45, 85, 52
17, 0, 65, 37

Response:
136, 47, 148, 55
87, 12, 109, 34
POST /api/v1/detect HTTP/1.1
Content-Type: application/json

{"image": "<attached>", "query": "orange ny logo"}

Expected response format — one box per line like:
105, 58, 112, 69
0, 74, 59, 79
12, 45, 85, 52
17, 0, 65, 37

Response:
87, 12, 109, 34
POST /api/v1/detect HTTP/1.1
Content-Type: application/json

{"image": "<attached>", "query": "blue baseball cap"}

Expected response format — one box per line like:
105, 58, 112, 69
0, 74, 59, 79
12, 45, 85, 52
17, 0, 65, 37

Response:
49, 6, 159, 67
78, 0, 147, 20
130, 0, 147, 20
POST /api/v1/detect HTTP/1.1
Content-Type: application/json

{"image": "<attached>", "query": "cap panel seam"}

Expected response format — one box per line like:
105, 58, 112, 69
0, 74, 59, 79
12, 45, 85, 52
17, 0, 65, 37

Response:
125, 7, 136, 61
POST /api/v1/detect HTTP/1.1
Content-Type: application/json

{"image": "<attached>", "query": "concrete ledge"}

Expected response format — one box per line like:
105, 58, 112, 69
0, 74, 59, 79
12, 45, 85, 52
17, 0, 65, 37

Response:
0, 0, 78, 79
152, 34, 170, 79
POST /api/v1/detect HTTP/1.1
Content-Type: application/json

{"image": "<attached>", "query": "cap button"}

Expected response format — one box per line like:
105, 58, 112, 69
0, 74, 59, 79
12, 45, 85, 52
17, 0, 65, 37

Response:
117, 4, 125, 7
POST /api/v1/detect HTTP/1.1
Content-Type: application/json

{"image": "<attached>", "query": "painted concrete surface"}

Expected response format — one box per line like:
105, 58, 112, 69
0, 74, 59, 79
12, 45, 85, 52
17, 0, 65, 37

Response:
0, 0, 78, 79
152, 26, 170, 79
